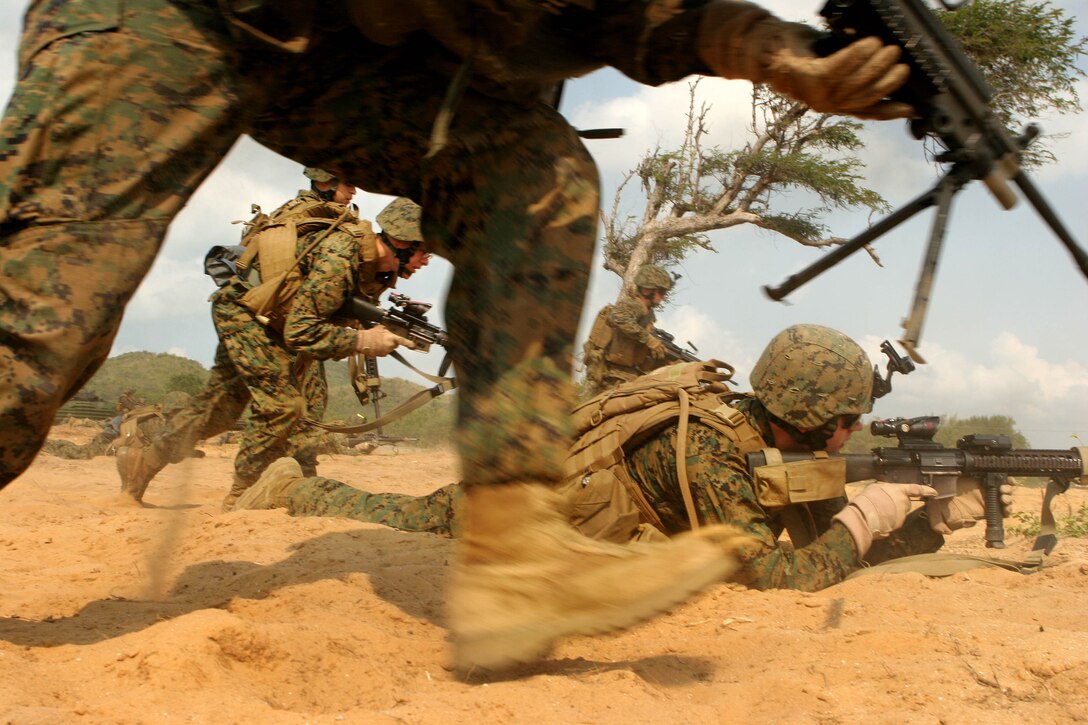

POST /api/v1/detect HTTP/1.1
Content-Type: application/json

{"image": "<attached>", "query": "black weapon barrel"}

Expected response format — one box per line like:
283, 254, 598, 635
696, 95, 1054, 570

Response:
747, 448, 1085, 482
960, 449, 1084, 478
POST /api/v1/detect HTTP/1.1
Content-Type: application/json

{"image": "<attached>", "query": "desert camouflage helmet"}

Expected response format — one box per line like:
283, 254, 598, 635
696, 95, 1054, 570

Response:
303, 167, 335, 183
634, 264, 674, 291
750, 324, 873, 429
376, 197, 424, 243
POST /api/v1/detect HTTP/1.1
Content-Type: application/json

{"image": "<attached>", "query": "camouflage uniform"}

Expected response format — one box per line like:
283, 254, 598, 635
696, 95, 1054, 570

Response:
0, 0, 733, 489
41, 415, 121, 460
582, 292, 660, 397
116, 391, 138, 415
254, 392, 943, 592
126, 187, 395, 502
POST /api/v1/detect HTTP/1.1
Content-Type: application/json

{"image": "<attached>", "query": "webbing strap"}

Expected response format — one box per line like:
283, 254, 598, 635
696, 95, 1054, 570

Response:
305, 352, 456, 435
1024, 478, 1066, 565
676, 387, 700, 531
847, 551, 1047, 578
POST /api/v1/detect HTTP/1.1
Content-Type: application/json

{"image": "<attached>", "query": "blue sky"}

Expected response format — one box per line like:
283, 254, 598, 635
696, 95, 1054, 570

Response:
2, 1, 1086, 448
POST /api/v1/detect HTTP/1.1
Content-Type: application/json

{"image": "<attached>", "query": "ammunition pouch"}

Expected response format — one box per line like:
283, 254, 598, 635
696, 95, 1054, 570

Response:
751, 449, 847, 508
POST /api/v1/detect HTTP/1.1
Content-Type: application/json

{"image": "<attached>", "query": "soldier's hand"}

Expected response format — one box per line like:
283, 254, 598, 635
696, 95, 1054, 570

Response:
646, 336, 668, 360
832, 481, 937, 555
356, 325, 415, 356
697, 3, 915, 121
925, 477, 1016, 535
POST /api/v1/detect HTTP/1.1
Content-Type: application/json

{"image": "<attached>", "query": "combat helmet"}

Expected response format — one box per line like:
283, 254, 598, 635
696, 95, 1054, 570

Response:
750, 324, 873, 429
303, 167, 335, 183
376, 197, 424, 243
161, 391, 192, 416
634, 264, 674, 291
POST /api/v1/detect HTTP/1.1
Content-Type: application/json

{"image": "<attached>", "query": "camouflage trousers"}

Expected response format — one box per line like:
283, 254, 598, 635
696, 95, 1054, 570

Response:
281, 477, 466, 538
41, 433, 115, 460
0, 0, 597, 492
147, 286, 328, 494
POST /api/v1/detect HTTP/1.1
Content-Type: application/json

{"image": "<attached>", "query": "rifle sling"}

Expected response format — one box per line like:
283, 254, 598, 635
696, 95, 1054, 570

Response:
305, 350, 456, 435
1025, 477, 1066, 565
850, 478, 1072, 578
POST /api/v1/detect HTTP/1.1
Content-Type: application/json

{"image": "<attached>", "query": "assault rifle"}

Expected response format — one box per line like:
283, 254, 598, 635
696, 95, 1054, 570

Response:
764, 0, 1088, 361
747, 416, 1086, 550
650, 328, 700, 363
338, 292, 450, 353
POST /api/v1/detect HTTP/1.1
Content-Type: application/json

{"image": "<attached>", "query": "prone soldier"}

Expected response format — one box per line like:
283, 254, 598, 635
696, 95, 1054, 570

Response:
235, 325, 1015, 591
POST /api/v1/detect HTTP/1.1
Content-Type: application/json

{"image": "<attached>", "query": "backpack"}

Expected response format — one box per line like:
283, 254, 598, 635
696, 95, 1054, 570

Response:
561, 360, 765, 541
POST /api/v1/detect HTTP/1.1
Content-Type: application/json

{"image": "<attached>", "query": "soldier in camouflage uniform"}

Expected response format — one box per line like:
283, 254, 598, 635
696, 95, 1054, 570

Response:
237, 325, 1012, 592
0, 0, 914, 671
582, 264, 675, 397
42, 415, 122, 460
117, 176, 429, 509
116, 390, 139, 415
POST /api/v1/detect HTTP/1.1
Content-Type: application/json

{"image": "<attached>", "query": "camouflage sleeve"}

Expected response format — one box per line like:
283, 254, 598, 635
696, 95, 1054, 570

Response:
282, 232, 359, 360
626, 422, 863, 592
608, 297, 651, 343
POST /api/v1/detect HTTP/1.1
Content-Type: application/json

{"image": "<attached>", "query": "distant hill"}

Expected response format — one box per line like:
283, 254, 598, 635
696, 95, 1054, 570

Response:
74, 353, 456, 446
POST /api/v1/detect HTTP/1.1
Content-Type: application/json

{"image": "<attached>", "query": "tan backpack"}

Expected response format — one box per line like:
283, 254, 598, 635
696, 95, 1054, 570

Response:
233, 198, 375, 329
561, 360, 764, 542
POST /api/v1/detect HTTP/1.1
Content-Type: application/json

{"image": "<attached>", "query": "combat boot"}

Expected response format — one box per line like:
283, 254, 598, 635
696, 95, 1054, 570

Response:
114, 406, 168, 503
115, 437, 165, 503
232, 457, 306, 511
446, 482, 750, 675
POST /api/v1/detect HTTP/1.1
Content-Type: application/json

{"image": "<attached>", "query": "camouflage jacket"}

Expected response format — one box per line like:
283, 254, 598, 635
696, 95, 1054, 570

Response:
219, 190, 391, 361
625, 396, 944, 591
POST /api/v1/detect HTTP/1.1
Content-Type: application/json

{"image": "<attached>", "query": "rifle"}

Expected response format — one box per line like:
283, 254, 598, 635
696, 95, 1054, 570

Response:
764, 0, 1088, 362
650, 328, 701, 363
747, 416, 1087, 550
338, 292, 450, 353
345, 433, 420, 453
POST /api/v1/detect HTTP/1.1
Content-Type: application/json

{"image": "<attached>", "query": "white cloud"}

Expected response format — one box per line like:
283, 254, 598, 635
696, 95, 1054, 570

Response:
568, 77, 756, 181
860, 332, 1088, 449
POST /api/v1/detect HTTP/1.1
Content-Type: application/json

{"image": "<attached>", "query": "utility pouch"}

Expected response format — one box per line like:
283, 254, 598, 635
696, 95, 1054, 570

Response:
203, 245, 246, 288
558, 468, 665, 545
752, 449, 846, 508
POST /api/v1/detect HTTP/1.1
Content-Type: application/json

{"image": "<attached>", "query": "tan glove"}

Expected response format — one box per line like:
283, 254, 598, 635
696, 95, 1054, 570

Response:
355, 325, 414, 356
646, 336, 668, 360
832, 482, 937, 556
925, 477, 1016, 535
697, 1, 914, 120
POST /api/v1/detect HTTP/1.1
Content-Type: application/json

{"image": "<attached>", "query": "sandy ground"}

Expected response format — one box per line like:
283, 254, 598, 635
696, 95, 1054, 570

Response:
1, 421, 1086, 724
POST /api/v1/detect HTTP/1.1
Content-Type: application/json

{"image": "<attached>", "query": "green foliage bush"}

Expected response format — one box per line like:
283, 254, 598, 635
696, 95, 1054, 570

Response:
1009, 502, 1088, 539
76, 353, 456, 447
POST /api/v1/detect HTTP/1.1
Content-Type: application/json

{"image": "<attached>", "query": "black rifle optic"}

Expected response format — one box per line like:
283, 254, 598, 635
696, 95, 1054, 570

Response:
338, 292, 449, 353
650, 327, 701, 364
747, 415, 1086, 550
764, 0, 1088, 362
